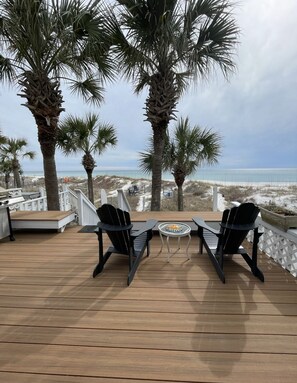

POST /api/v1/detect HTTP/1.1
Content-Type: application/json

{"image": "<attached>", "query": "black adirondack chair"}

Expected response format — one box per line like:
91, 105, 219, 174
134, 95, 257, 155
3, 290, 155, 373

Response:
93, 204, 157, 285
193, 203, 264, 283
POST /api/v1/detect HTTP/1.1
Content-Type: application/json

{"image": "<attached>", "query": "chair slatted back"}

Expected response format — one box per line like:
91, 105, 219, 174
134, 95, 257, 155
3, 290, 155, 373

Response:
218, 203, 260, 254
97, 204, 131, 255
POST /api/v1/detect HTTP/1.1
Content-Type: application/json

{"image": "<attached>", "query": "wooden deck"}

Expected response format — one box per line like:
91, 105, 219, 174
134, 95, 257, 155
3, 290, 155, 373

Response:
0, 214, 296, 382
11, 210, 76, 232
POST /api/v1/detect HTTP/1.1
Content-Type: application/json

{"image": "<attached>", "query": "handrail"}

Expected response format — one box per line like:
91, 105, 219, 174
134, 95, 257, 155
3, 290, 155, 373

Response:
117, 188, 131, 211
74, 189, 98, 226
19, 194, 47, 211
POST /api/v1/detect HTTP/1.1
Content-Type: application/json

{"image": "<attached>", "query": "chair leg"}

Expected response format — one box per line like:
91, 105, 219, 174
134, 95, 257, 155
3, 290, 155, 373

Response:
212, 253, 225, 283
241, 253, 264, 282
197, 227, 204, 254
199, 235, 225, 283
93, 251, 112, 277
93, 262, 103, 278
241, 228, 264, 282
146, 240, 150, 257
205, 247, 225, 283
127, 251, 145, 286
93, 229, 113, 278
252, 266, 265, 282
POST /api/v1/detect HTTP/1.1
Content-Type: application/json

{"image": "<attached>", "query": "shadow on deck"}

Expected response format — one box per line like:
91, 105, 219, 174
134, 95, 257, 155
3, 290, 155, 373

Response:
0, 219, 296, 383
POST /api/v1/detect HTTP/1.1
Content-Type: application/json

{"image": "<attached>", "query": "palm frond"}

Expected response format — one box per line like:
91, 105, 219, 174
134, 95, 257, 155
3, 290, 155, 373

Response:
0, 0, 116, 102
138, 150, 154, 175
95, 124, 118, 154
68, 77, 105, 105
57, 111, 117, 159
0, 55, 17, 83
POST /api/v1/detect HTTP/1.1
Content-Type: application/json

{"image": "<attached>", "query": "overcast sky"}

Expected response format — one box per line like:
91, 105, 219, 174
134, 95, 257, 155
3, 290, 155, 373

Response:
0, 0, 296, 173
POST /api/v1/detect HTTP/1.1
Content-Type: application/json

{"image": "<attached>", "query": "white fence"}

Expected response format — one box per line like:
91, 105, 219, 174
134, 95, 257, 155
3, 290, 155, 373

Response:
231, 201, 297, 278
257, 220, 297, 278
73, 189, 98, 226
16, 187, 129, 227
18, 187, 73, 212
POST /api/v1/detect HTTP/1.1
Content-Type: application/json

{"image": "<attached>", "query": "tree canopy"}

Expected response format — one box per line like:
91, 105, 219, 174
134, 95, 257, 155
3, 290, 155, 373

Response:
111, 0, 239, 210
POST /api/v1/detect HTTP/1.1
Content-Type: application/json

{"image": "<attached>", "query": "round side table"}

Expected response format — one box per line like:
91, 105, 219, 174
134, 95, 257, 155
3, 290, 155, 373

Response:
158, 222, 191, 261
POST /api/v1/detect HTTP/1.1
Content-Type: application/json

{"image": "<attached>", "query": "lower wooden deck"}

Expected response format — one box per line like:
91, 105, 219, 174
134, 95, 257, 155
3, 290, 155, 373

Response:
0, 220, 296, 382
11, 210, 76, 232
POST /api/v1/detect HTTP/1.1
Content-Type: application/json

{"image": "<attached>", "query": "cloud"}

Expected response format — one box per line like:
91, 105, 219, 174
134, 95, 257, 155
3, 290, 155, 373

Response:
1, 0, 296, 173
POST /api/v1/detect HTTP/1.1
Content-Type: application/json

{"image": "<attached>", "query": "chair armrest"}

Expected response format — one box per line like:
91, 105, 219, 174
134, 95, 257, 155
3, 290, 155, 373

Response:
96, 221, 133, 232
131, 219, 157, 238
220, 222, 258, 231
192, 217, 220, 236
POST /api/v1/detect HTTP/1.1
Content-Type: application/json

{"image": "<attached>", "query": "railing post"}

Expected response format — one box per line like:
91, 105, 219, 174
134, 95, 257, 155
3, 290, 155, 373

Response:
74, 189, 84, 225
117, 189, 131, 211
73, 188, 99, 226
100, 189, 108, 205
39, 187, 46, 197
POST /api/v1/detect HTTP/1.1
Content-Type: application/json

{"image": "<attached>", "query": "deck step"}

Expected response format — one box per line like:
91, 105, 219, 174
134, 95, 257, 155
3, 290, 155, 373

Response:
11, 210, 76, 232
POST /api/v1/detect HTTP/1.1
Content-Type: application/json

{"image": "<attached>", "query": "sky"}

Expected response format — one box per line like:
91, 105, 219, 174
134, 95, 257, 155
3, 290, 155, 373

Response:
0, 0, 296, 173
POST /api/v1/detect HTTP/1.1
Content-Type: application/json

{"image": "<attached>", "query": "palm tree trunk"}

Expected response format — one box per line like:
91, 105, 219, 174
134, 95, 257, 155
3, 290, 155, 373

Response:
146, 71, 178, 211
13, 167, 22, 188
12, 159, 22, 188
5, 173, 10, 189
151, 127, 166, 211
174, 171, 185, 211
86, 169, 94, 204
37, 118, 60, 210
19, 72, 64, 211
177, 185, 184, 211
42, 150, 60, 211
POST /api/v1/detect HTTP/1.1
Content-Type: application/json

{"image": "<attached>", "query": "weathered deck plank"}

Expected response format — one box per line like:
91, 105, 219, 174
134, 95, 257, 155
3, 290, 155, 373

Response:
0, 343, 296, 383
0, 223, 296, 383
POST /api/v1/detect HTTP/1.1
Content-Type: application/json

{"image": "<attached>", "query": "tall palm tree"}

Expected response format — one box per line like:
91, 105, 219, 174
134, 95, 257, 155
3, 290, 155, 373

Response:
112, 0, 239, 210
0, 158, 13, 189
0, 0, 115, 209
57, 113, 117, 204
0, 137, 36, 188
0, 131, 7, 145
140, 117, 221, 211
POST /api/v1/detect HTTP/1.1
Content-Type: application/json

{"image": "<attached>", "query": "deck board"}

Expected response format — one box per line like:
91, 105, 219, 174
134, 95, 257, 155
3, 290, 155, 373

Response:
0, 222, 296, 383
0, 343, 296, 383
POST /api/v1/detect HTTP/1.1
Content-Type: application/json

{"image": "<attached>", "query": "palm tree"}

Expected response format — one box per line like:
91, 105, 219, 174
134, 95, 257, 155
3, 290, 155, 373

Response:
57, 113, 117, 204
0, 158, 13, 189
0, 138, 36, 188
140, 117, 221, 211
0, 131, 7, 145
112, 0, 239, 210
0, 0, 115, 209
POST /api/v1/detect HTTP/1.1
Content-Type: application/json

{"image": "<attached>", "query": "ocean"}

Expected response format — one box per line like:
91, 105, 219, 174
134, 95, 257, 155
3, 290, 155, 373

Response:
24, 168, 297, 184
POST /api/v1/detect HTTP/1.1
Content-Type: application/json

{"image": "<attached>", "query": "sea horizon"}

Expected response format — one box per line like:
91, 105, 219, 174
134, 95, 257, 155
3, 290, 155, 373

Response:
23, 167, 297, 185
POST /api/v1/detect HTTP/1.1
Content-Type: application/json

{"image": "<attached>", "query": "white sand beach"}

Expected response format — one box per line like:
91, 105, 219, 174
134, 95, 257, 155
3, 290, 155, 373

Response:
20, 175, 297, 213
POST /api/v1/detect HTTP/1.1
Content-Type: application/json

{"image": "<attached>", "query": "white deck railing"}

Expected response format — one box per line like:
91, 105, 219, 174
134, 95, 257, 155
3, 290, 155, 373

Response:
232, 202, 297, 278
257, 219, 297, 278
15, 186, 130, 226
117, 189, 131, 211
18, 186, 73, 212
73, 189, 98, 226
